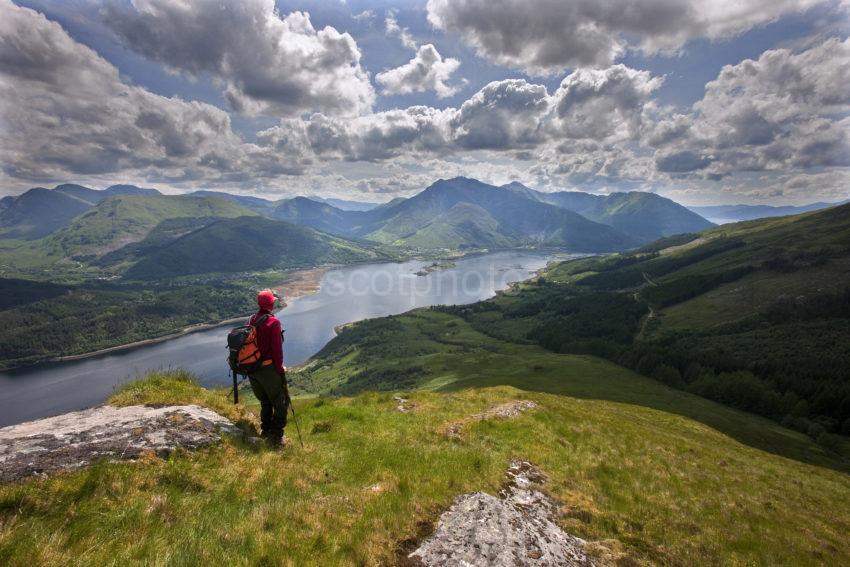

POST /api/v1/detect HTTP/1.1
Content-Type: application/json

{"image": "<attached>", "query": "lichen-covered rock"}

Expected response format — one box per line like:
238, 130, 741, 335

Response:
445, 400, 538, 439
409, 460, 594, 566
0, 405, 238, 482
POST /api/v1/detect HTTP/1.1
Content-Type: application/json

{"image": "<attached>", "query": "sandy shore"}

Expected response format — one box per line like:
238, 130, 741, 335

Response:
269, 266, 330, 300
48, 266, 330, 365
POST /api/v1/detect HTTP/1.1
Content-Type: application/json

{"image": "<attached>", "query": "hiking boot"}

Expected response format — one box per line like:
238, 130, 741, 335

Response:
266, 434, 284, 449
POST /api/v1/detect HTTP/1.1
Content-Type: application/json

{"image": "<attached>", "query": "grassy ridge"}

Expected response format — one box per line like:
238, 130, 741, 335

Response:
2, 356, 849, 565
297, 310, 849, 472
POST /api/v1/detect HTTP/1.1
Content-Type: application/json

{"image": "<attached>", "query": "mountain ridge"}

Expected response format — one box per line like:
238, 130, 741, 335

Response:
2, 179, 714, 250
125, 215, 385, 279
502, 182, 714, 241
689, 200, 850, 223
354, 177, 639, 251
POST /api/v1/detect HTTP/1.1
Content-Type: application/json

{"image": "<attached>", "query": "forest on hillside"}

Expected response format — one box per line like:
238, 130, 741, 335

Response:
440, 226, 850, 448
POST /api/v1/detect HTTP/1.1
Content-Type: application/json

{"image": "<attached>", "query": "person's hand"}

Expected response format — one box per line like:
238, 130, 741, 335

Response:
283, 366, 288, 373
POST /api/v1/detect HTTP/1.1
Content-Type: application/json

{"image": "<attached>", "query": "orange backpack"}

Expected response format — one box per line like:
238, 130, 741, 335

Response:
227, 314, 270, 375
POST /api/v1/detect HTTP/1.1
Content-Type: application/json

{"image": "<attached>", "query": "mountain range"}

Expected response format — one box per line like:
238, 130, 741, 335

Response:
0, 184, 159, 240
0, 177, 725, 280
688, 200, 850, 224
307, 196, 383, 211
501, 181, 714, 242
290, 177, 644, 251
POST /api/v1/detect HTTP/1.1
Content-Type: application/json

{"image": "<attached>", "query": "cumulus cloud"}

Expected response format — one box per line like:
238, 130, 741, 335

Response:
377, 44, 463, 98
385, 9, 417, 49
655, 151, 715, 173
697, 37, 850, 123
533, 142, 657, 186
449, 80, 550, 149
551, 65, 663, 142
258, 78, 555, 158
2, 0, 847, 204
0, 0, 308, 185
258, 106, 452, 162
104, 0, 374, 116
426, 0, 825, 74
654, 37, 850, 175
258, 78, 558, 158
259, 69, 661, 157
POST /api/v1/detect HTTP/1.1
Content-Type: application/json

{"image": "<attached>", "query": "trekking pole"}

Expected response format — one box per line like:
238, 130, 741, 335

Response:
231, 369, 239, 404
283, 374, 304, 448
289, 398, 304, 448
230, 369, 249, 404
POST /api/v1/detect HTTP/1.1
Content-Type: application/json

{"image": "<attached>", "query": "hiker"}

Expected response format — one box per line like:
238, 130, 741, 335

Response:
248, 289, 289, 447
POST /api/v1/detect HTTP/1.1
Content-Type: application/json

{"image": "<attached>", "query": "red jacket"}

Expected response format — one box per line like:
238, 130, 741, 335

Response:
249, 309, 284, 374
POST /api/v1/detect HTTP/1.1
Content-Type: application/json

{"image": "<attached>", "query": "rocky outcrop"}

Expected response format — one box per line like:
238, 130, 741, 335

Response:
409, 460, 594, 566
445, 400, 538, 439
0, 405, 238, 483
394, 395, 412, 412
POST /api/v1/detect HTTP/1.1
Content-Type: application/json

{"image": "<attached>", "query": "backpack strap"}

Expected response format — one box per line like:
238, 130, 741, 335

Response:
253, 313, 271, 327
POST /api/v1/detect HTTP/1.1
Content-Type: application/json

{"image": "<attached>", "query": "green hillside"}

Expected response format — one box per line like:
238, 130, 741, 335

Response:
271, 196, 361, 235
0, 187, 93, 240
443, 203, 850, 448
0, 184, 166, 241
295, 310, 849, 469
2, 180, 714, 258
3, 318, 849, 565
233, 179, 641, 252
367, 202, 514, 249
0, 278, 257, 369
0, 195, 256, 278
46, 195, 255, 258
125, 216, 387, 280
578, 192, 715, 242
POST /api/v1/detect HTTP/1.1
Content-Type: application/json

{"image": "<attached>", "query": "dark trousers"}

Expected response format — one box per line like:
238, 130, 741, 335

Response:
249, 365, 288, 438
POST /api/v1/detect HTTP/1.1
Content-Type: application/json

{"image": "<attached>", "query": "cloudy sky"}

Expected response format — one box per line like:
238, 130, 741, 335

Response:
0, 0, 848, 205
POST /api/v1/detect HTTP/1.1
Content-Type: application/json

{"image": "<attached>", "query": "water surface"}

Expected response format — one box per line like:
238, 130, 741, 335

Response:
0, 251, 558, 426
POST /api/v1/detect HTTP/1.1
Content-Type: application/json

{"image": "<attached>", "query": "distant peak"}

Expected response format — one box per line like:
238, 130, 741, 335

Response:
54, 183, 91, 191
425, 177, 493, 193
432, 176, 482, 185
501, 181, 530, 190
106, 184, 161, 195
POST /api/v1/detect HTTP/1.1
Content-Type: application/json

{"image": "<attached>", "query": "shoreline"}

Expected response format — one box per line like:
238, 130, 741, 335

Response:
5, 265, 332, 371
4, 249, 565, 372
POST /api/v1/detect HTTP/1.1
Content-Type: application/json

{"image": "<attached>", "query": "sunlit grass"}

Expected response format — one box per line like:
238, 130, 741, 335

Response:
1, 366, 849, 566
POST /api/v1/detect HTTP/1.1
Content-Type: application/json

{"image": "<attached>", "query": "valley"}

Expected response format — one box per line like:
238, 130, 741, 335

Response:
0, 177, 714, 368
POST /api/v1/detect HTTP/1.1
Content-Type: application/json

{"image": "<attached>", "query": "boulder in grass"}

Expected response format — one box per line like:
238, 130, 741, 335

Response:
0, 404, 238, 483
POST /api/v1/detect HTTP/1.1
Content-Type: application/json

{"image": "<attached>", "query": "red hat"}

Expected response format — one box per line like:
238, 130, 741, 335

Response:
257, 289, 277, 310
